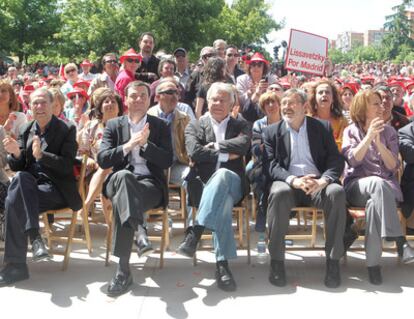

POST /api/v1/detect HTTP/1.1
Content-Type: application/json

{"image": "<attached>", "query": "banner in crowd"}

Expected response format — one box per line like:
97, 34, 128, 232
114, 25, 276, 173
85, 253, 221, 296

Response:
284, 29, 328, 76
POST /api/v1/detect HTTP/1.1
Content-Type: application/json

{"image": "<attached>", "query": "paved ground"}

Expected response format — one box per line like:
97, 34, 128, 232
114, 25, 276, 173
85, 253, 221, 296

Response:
1, 221, 414, 319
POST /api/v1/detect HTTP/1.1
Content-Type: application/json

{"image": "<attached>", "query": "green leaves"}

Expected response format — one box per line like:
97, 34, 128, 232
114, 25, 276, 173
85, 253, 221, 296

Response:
1, 0, 281, 63
382, 0, 414, 59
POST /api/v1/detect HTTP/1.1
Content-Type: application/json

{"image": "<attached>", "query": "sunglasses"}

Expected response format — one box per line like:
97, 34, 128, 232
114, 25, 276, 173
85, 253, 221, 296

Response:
226, 53, 240, 58
69, 94, 85, 100
66, 69, 77, 74
158, 89, 178, 95
202, 53, 215, 59
250, 62, 263, 68
126, 58, 140, 63
104, 59, 117, 64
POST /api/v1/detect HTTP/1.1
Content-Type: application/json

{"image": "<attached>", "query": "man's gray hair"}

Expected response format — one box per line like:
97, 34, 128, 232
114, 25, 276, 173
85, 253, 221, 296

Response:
206, 82, 235, 106
281, 88, 307, 104
30, 87, 54, 104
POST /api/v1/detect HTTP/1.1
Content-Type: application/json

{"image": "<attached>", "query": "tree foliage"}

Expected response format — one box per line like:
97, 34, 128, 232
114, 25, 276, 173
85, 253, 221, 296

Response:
206, 0, 281, 49
0, 0, 60, 63
382, 0, 414, 58
1, 0, 281, 63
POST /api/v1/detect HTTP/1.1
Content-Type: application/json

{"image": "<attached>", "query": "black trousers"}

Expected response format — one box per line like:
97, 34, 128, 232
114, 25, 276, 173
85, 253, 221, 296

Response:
4, 172, 67, 263
105, 170, 163, 258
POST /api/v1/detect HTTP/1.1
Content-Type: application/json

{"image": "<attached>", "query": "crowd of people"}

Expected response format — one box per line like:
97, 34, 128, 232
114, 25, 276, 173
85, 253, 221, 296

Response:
1, 32, 414, 296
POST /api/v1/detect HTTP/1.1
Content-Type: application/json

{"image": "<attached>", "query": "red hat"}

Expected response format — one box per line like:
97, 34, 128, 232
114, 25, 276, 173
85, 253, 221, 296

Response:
247, 52, 269, 65
279, 78, 291, 89
67, 87, 89, 100
120, 48, 142, 64
73, 80, 90, 89
80, 59, 94, 67
405, 81, 414, 94
361, 76, 375, 84
388, 80, 406, 91
23, 84, 35, 93
342, 82, 360, 95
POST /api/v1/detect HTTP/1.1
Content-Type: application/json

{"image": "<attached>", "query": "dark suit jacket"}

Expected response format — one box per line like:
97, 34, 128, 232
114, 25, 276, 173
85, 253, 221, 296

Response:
135, 55, 160, 84
7, 116, 82, 211
398, 121, 414, 217
185, 115, 251, 206
97, 114, 173, 207
263, 116, 345, 184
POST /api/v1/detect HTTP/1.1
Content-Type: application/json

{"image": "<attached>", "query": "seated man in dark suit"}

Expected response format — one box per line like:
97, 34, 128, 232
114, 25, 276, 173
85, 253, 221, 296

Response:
98, 81, 172, 296
0, 87, 82, 286
263, 88, 346, 288
176, 82, 251, 291
399, 120, 414, 228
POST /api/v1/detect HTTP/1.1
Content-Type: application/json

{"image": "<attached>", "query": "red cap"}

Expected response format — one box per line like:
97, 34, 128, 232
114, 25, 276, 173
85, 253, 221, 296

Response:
23, 84, 35, 93
120, 48, 142, 64
247, 52, 269, 65
80, 59, 94, 67
388, 80, 406, 91
342, 82, 360, 95
67, 87, 89, 100
361, 76, 375, 84
73, 80, 90, 89
279, 78, 291, 89
405, 81, 414, 94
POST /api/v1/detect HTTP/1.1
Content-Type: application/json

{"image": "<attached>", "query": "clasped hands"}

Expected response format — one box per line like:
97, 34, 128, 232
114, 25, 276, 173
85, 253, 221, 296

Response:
291, 174, 329, 195
123, 123, 150, 153
366, 117, 385, 146
3, 135, 43, 160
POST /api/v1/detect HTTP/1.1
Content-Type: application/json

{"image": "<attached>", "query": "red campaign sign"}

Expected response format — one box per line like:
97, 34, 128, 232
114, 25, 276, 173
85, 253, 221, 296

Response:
284, 29, 328, 76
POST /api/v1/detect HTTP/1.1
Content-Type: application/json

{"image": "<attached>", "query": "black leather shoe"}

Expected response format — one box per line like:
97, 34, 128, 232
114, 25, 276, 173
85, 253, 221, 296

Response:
367, 266, 382, 285
343, 226, 358, 254
136, 234, 154, 258
107, 273, 133, 296
269, 260, 287, 287
215, 263, 236, 292
324, 259, 341, 288
176, 228, 198, 258
31, 237, 50, 261
0, 263, 29, 286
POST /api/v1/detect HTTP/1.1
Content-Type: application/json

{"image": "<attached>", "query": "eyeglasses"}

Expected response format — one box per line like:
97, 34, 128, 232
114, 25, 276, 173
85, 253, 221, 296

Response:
226, 53, 240, 58
250, 62, 263, 68
126, 58, 140, 63
202, 53, 215, 59
158, 89, 178, 95
104, 59, 117, 64
69, 94, 85, 100
66, 69, 77, 74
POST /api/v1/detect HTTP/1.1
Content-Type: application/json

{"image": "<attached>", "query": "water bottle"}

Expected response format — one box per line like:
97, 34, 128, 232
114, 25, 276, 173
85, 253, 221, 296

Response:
256, 233, 268, 264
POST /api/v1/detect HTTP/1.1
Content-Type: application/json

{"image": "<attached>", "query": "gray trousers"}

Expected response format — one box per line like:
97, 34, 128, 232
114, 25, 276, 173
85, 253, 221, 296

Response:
345, 176, 403, 267
105, 170, 163, 258
267, 181, 346, 261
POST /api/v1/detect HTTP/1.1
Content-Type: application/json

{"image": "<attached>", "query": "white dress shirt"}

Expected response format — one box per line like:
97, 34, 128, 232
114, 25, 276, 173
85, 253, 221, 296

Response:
209, 114, 231, 168
123, 115, 151, 176
285, 118, 320, 184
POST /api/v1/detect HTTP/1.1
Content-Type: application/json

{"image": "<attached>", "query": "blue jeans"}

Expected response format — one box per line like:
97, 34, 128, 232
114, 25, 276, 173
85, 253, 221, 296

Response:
196, 168, 242, 261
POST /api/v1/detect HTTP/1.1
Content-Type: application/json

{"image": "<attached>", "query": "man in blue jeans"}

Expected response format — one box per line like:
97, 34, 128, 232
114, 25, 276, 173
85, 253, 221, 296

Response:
176, 82, 251, 291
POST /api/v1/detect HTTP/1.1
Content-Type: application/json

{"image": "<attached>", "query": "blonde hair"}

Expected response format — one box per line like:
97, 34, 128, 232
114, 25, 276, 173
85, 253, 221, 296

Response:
258, 91, 280, 114
350, 89, 381, 126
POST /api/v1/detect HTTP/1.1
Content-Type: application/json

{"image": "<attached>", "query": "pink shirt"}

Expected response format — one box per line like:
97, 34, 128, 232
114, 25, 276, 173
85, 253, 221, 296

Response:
115, 69, 135, 112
